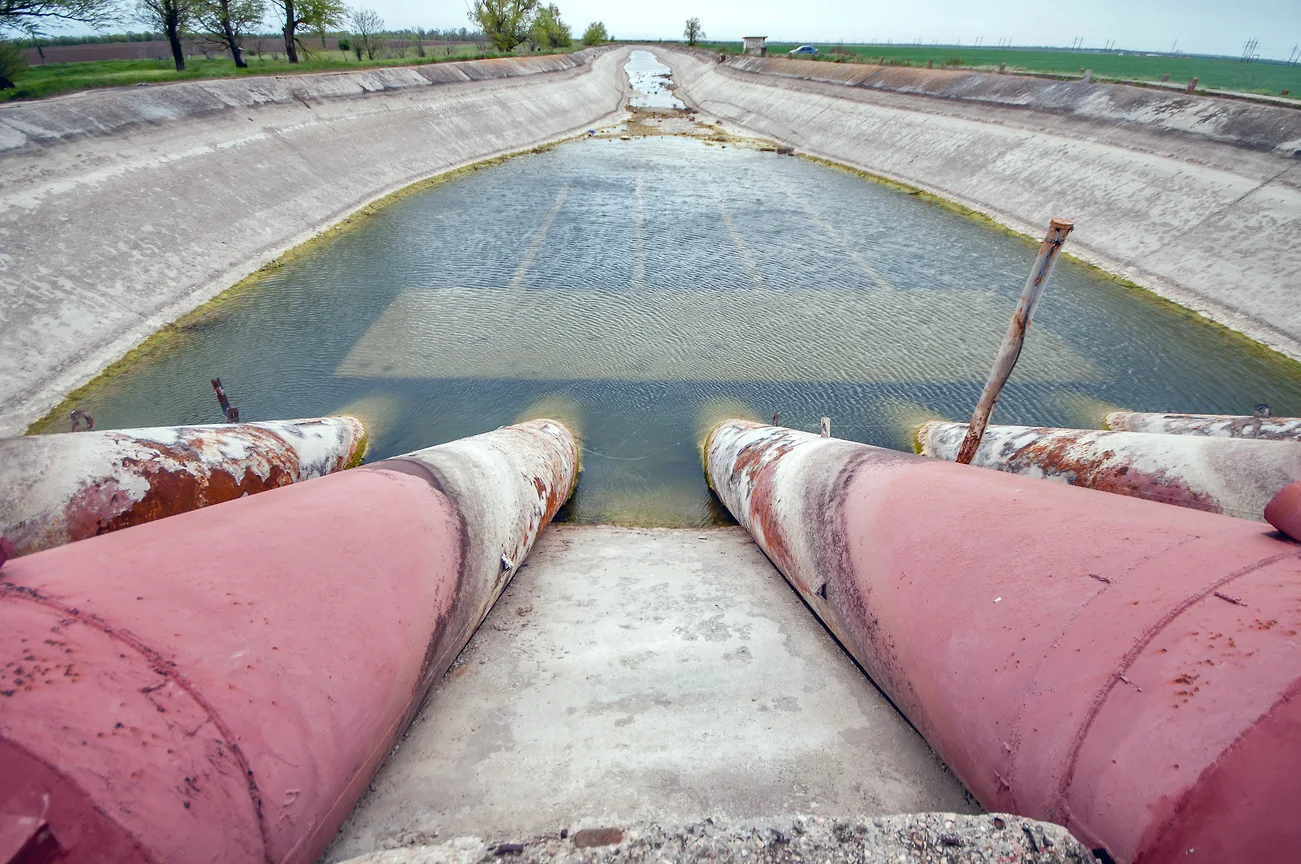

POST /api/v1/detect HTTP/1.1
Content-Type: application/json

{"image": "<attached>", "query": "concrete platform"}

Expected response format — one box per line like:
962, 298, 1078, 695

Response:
324, 526, 975, 861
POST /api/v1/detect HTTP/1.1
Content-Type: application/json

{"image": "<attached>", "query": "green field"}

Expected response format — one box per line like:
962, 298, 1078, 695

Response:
0, 43, 554, 102
699, 42, 1301, 99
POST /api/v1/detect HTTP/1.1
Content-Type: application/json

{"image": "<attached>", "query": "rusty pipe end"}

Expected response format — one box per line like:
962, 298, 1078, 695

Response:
914, 420, 946, 456
1049, 217, 1074, 234
337, 415, 369, 469
701, 418, 765, 493
521, 417, 582, 500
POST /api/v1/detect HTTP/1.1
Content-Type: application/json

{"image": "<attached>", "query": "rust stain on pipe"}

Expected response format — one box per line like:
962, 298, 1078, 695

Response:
0, 417, 368, 557
705, 418, 1301, 864
918, 420, 1301, 521
0, 419, 576, 864
1104, 411, 1301, 441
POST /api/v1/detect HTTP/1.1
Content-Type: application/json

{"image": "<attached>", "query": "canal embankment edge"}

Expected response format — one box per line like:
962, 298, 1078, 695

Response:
0, 46, 634, 437
659, 46, 1301, 368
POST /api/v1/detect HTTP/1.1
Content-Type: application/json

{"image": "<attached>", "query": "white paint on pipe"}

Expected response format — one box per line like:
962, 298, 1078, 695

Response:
1104, 411, 1301, 441
0, 416, 367, 556
919, 420, 1301, 521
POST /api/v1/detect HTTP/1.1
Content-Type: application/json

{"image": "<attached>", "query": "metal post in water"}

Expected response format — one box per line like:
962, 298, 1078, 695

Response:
955, 218, 1074, 465
211, 377, 239, 423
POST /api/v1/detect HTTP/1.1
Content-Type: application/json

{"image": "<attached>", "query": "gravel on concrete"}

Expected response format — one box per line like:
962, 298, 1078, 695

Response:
335, 813, 1094, 864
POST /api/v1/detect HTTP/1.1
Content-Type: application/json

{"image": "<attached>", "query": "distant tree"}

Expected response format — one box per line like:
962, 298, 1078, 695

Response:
271, 0, 343, 62
580, 19, 605, 46
136, 0, 197, 70
1, 0, 119, 34
195, 0, 264, 67
0, 38, 27, 88
470, 0, 536, 53
683, 16, 702, 46
347, 5, 381, 59
409, 29, 423, 56
301, 0, 343, 49
529, 3, 568, 51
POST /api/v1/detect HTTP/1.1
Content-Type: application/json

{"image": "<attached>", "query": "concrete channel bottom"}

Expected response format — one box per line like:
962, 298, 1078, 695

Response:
334, 288, 1096, 384
324, 526, 977, 862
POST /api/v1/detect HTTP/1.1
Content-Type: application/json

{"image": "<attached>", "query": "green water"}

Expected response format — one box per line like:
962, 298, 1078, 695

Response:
49, 135, 1301, 525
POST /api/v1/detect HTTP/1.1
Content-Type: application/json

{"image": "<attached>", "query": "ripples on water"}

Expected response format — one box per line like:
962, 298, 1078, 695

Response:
52, 136, 1301, 525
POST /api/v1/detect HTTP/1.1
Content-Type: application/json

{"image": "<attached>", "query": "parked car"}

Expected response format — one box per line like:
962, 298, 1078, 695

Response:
788, 45, 818, 58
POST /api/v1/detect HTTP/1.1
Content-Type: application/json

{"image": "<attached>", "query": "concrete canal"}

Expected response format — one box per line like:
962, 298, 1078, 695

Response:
36, 133, 1301, 525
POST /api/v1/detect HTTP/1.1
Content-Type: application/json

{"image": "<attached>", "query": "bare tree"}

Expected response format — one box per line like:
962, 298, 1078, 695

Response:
469, 0, 536, 53
347, 5, 381, 60
683, 16, 702, 46
136, 0, 197, 70
196, 0, 264, 67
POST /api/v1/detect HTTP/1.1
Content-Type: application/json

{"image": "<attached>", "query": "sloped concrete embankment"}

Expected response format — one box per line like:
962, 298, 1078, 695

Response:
0, 47, 631, 437
661, 48, 1301, 362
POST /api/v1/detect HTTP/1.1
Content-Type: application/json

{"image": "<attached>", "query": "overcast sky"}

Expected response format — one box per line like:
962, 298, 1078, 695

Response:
363, 0, 1300, 60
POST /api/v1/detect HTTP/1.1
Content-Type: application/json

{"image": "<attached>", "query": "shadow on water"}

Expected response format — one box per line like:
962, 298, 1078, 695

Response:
44, 136, 1301, 526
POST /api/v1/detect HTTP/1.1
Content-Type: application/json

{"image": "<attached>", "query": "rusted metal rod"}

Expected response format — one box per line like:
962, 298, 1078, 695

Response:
211, 377, 239, 423
955, 218, 1073, 465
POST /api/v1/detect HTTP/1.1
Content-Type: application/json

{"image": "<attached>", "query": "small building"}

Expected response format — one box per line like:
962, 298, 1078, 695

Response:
742, 36, 767, 57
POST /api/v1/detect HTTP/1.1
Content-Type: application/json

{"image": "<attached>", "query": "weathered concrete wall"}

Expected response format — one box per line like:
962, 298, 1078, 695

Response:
663, 48, 1301, 363
0, 48, 631, 436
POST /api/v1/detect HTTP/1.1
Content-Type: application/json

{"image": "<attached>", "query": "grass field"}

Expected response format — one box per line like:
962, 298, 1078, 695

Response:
698, 42, 1301, 99
0, 43, 555, 102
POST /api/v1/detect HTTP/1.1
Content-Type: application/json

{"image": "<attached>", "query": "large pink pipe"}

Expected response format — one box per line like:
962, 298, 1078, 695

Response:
0, 419, 577, 864
705, 420, 1301, 864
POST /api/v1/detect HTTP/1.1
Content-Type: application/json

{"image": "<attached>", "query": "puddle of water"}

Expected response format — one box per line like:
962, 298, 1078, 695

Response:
625, 49, 686, 110
45, 136, 1301, 526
